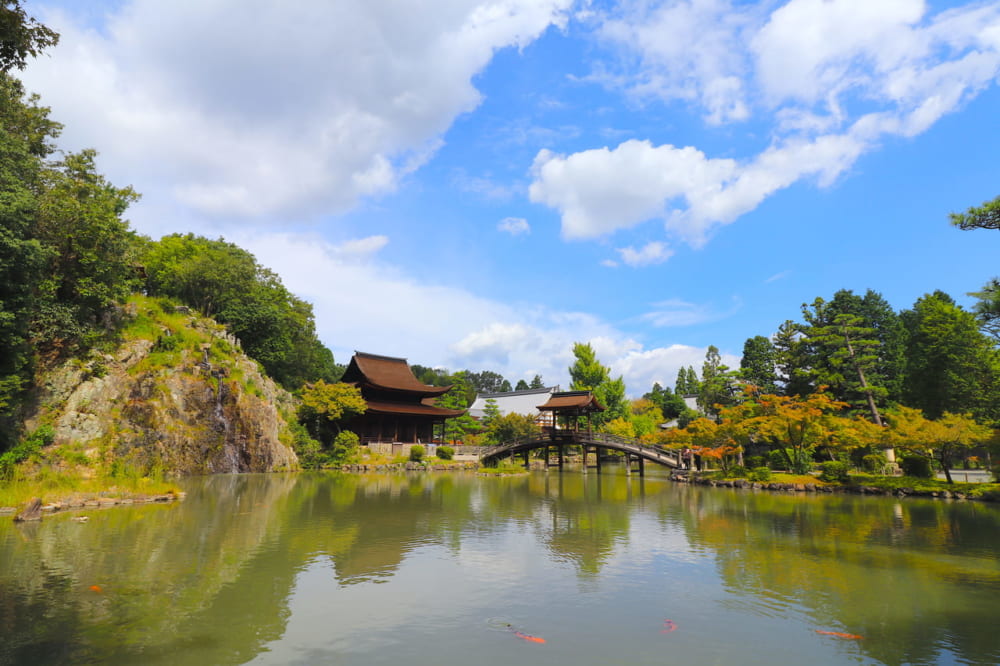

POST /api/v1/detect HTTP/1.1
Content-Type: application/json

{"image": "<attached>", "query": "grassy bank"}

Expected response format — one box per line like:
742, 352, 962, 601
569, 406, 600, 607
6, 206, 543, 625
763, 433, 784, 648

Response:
0, 470, 180, 511
694, 469, 1000, 500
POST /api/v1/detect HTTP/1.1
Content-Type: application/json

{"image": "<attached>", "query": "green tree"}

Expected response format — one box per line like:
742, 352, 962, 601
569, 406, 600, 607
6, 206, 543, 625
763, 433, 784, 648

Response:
466, 370, 511, 394
773, 319, 812, 396
643, 382, 687, 420
515, 379, 529, 391
298, 381, 367, 446
568, 342, 627, 427
485, 412, 539, 446
569, 342, 609, 390
31, 149, 140, 350
0, 1, 59, 72
902, 292, 1000, 422
481, 398, 500, 427
698, 345, 735, 418
739, 335, 778, 394
950, 194, 1000, 231
970, 278, 1000, 341
141, 233, 338, 389
803, 306, 887, 425
529, 374, 545, 389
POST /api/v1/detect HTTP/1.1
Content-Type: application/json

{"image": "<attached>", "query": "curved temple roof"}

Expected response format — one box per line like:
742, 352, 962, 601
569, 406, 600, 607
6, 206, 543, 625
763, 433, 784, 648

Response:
342, 351, 452, 398
536, 391, 605, 413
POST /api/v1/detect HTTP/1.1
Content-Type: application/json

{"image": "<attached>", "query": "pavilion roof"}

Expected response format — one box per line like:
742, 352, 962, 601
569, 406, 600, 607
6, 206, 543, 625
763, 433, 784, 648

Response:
342, 352, 451, 397
536, 390, 605, 413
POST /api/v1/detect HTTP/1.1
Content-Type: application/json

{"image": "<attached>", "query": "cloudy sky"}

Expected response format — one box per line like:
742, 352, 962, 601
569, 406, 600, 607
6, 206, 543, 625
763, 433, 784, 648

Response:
21, 0, 1000, 394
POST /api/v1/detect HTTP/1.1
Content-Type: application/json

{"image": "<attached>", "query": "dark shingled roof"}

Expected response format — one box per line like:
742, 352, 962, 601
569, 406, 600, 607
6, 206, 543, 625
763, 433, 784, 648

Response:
342, 351, 451, 397
536, 391, 605, 412
364, 399, 467, 418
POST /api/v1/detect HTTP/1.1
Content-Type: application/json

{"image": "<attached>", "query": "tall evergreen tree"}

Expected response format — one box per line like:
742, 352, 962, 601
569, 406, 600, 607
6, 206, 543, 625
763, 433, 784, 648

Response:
901, 291, 1000, 422
698, 345, 735, 418
568, 342, 626, 426
950, 194, 1000, 231
739, 335, 778, 394
773, 319, 812, 396
970, 278, 1000, 341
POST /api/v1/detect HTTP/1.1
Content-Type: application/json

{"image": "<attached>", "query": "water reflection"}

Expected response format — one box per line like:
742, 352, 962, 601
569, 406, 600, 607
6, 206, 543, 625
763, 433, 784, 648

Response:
0, 470, 998, 665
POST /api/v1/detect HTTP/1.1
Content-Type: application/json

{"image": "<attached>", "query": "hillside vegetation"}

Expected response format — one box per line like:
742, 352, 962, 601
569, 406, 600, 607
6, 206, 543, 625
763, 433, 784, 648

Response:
9, 294, 299, 483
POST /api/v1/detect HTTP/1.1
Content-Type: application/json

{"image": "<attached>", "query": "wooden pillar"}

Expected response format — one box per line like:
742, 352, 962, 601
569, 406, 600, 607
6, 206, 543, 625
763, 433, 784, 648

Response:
558, 444, 564, 468
581, 445, 588, 474
596, 446, 603, 474
625, 453, 632, 475
523, 450, 530, 470
638, 456, 645, 477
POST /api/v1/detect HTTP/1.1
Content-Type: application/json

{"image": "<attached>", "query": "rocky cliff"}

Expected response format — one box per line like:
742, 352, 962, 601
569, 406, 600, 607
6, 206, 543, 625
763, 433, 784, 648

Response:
24, 297, 299, 475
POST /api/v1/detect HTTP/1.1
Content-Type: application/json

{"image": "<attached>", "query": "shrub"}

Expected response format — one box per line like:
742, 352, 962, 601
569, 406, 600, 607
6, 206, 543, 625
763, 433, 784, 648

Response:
748, 466, 772, 482
331, 430, 360, 464
862, 453, 888, 474
409, 444, 425, 462
991, 463, 1000, 483
0, 425, 55, 480
727, 465, 748, 479
768, 449, 789, 470
819, 460, 850, 483
900, 455, 934, 479
745, 456, 766, 469
436, 445, 454, 461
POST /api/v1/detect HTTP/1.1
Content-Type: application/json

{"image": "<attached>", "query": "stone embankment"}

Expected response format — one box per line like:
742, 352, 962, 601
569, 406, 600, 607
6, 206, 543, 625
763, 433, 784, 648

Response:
672, 473, 995, 501
339, 462, 480, 472
4, 491, 186, 521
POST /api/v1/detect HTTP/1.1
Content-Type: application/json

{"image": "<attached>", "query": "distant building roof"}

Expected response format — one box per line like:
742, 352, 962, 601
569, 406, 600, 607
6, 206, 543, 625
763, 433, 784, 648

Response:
468, 386, 558, 419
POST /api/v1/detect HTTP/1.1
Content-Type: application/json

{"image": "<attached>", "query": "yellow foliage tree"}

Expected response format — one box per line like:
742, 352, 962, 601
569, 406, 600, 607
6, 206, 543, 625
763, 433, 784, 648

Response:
883, 406, 994, 483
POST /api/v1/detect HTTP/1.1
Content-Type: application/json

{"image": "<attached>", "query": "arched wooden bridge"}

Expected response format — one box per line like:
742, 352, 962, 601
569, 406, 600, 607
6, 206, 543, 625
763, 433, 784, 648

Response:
479, 431, 684, 474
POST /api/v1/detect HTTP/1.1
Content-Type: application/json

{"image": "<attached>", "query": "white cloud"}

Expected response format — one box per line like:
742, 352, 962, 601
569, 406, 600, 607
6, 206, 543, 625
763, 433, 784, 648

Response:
532, 0, 1000, 245
23, 0, 573, 227
497, 217, 531, 235
617, 241, 674, 267
529, 141, 737, 241
764, 270, 790, 283
610, 345, 740, 397
640, 299, 716, 328
235, 230, 724, 394
596, 0, 759, 124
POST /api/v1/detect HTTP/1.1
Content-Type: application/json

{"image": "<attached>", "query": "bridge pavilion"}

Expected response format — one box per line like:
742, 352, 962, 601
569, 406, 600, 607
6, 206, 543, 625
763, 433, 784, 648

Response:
341, 352, 466, 455
537, 390, 605, 439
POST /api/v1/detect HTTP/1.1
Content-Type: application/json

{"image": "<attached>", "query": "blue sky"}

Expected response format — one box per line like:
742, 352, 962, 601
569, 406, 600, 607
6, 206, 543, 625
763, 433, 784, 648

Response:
21, 0, 1000, 394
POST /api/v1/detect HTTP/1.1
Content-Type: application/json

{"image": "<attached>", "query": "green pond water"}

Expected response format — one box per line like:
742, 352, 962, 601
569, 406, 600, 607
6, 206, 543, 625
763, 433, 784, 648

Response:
2, 468, 999, 665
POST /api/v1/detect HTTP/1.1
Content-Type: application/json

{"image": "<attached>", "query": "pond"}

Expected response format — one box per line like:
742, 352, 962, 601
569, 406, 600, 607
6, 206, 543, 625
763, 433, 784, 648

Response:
2, 468, 999, 665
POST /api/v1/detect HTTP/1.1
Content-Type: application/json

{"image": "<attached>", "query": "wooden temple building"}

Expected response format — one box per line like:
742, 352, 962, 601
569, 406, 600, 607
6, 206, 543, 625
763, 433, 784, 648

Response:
341, 352, 466, 453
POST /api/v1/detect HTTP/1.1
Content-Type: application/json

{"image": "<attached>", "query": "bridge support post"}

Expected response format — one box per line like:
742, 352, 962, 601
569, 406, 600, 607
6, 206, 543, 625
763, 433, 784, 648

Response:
558, 445, 564, 468
596, 447, 602, 474
523, 450, 530, 470
544, 445, 550, 469
638, 456, 645, 477
625, 453, 631, 475
581, 446, 588, 474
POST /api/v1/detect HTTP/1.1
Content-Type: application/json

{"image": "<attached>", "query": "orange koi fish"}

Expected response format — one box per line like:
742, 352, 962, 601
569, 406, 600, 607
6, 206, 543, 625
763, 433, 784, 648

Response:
89, 585, 102, 593
660, 619, 677, 634
514, 631, 546, 644
815, 630, 863, 640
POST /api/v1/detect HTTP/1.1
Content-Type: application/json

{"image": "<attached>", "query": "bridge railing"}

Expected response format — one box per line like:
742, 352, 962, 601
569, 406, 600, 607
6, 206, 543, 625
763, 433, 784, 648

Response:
480, 433, 683, 467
